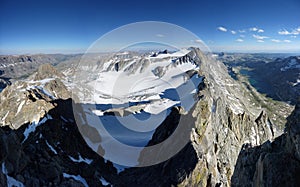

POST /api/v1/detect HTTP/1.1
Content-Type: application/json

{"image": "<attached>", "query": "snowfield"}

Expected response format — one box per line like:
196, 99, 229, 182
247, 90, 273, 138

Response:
72, 49, 203, 167
74, 49, 202, 112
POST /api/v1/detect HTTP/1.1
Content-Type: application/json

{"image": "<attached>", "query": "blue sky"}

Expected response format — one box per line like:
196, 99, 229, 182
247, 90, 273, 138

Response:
0, 0, 300, 54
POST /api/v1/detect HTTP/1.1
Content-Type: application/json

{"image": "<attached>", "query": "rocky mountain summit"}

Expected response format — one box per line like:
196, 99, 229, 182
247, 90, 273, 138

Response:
0, 64, 69, 129
0, 48, 298, 186
232, 99, 300, 186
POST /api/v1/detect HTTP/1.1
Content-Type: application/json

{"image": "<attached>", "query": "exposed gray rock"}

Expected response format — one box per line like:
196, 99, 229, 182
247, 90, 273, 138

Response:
232, 100, 300, 187
0, 64, 70, 129
152, 66, 166, 78
0, 98, 111, 187
32, 63, 65, 80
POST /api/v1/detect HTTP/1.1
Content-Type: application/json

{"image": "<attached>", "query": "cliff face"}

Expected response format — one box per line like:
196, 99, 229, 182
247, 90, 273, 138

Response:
175, 49, 277, 186
232, 101, 300, 187
0, 99, 114, 187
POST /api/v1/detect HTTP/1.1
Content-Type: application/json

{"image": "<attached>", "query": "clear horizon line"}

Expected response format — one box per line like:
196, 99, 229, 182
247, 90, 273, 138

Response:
1, 48, 300, 55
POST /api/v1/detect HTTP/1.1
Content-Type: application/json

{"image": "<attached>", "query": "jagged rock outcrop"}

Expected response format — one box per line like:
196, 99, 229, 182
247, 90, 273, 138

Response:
150, 49, 169, 57
0, 64, 70, 129
0, 64, 116, 186
232, 101, 300, 186
32, 63, 65, 80
0, 99, 114, 187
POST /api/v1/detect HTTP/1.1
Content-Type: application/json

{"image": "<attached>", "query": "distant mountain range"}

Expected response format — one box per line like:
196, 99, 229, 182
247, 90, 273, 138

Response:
219, 53, 300, 104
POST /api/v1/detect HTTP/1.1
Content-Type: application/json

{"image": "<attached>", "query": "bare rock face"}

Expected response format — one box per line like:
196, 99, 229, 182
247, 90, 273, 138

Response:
232, 101, 300, 187
32, 63, 65, 81
0, 99, 113, 187
0, 64, 70, 129
287, 100, 300, 161
174, 48, 277, 186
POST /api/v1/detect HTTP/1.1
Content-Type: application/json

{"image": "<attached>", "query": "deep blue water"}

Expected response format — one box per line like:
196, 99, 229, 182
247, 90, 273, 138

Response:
239, 69, 280, 100
227, 67, 238, 80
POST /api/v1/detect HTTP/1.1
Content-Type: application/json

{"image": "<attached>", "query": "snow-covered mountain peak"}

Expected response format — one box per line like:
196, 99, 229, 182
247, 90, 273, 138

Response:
73, 48, 203, 111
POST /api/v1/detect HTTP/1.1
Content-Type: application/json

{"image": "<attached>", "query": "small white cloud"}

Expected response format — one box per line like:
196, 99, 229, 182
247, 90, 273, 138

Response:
258, 29, 264, 33
250, 27, 258, 32
238, 30, 246, 33
231, 30, 237, 34
278, 27, 300, 35
253, 34, 269, 40
156, 34, 165, 37
278, 29, 291, 35
240, 34, 245, 38
291, 35, 297, 38
271, 39, 281, 43
284, 39, 291, 43
236, 38, 244, 42
194, 39, 203, 43
257, 40, 264, 43
249, 27, 264, 33
217, 26, 227, 32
